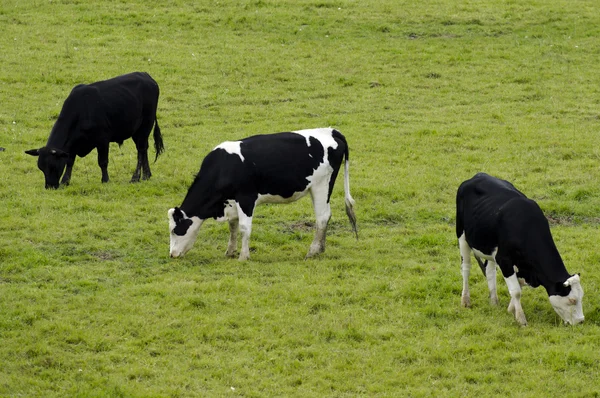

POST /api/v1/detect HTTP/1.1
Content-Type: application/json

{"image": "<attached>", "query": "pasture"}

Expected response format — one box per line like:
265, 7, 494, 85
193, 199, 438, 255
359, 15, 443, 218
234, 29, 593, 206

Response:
1, 0, 600, 396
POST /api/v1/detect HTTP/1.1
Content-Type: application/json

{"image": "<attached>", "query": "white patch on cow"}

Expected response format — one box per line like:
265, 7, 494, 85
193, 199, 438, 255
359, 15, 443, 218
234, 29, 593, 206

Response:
472, 246, 498, 261
293, 128, 339, 151
168, 208, 204, 258
216, 200, 237, 222
549, 274, 584, 325
256, 191, 310, 205
214, 141, 244, 162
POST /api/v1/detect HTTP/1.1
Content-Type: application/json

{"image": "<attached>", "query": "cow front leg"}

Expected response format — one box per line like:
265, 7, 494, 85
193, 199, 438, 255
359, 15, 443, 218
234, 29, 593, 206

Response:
458, 233, 472, 307
97, 145, 110, 183
236, 203, 253, 261
504, 273, 527, 326
60, 154, 76, 186
224, 203, 239, 258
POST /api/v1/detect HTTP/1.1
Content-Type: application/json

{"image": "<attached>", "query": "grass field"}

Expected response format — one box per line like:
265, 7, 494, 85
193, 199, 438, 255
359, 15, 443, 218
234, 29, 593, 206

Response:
2, 0, 600, 396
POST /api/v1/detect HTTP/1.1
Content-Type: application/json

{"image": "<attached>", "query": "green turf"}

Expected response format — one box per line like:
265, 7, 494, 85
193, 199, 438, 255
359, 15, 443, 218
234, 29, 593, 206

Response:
2, 0, 600, 396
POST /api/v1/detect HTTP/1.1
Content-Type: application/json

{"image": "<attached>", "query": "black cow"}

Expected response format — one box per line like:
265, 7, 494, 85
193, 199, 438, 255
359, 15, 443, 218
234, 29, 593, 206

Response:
456, 172, 584, 326
168, 128, 358, 261
25, 72, 164, 189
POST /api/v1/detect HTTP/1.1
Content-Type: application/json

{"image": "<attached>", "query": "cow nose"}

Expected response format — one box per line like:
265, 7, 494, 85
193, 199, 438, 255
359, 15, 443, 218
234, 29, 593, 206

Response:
574, 316, 585, 325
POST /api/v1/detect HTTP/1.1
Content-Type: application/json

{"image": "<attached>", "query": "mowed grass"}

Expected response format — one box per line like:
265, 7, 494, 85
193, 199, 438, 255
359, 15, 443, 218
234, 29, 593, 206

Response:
2, 0, 600, 396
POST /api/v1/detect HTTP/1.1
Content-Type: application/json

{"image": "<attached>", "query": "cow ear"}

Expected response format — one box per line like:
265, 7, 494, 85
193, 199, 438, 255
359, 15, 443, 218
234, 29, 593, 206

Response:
25, 149, 40, 157
173, 207, 184, 222
50, 149, 69, 158
564, 274, 581, 287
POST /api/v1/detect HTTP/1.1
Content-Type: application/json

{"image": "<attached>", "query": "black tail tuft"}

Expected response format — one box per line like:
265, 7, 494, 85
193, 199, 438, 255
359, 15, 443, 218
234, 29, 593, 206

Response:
153, 119, 164, 162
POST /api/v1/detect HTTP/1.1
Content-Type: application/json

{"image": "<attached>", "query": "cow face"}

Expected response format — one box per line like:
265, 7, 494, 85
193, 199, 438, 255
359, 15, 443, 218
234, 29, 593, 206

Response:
548, 274, 584, 325
25, 147, 69, 189
168, 207, 203, 258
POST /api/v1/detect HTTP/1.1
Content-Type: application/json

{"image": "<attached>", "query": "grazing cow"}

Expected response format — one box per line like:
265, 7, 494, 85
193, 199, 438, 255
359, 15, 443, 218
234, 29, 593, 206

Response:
456, 172, 584, 326
168, 127, 358, 261
25, 72, 164, 189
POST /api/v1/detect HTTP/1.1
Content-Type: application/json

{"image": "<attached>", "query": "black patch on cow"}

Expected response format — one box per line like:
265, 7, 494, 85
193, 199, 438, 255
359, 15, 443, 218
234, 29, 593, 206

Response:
173, 218, 193, 236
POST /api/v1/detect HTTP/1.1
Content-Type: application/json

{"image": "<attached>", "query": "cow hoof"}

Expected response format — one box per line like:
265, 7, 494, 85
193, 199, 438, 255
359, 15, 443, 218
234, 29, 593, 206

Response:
305, 251, 322, 259
461, 296, 471, 308
516, 316, 527, 327
490, 296, 499, 306
225, 251, 236, 258
507, 301, 515, 315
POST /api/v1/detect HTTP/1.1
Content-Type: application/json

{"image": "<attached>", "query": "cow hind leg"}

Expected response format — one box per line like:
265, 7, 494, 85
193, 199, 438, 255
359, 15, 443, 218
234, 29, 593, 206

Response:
485, 261, 499, 306
131, 149, 151, 182
306, 186, 331, 258
504, 273, 527, 326
458, 233, 472, 307
131, 121, 154, 182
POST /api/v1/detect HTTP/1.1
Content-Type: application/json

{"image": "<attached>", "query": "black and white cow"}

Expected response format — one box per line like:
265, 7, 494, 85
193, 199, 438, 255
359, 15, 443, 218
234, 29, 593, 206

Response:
26, 72, 164, 189
168, 128, 358, 261
456, 173, 584, 326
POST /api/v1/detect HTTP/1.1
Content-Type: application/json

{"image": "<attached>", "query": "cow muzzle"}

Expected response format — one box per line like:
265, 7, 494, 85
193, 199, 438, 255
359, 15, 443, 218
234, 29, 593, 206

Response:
569, 316, 585, 325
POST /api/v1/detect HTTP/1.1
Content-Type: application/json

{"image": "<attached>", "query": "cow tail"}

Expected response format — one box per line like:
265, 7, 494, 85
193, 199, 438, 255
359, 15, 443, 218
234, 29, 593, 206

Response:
153, 118, 165, 162
333, 129, 358, 239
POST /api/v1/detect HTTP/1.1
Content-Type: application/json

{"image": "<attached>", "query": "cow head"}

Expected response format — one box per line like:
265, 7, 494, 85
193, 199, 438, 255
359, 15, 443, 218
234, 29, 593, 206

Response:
25, 147, 69, 189
548, 274, 584, 325
168, 207, 203, 258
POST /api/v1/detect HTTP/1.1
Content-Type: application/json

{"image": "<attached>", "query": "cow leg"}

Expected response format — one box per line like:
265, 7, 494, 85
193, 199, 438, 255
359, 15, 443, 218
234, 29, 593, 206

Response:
224, 203, 239, 258
97, 144, 110, 183
504, 273, 527, 326
485, 261, 499, 306
132, 123, 153, 182
306, 186, 331, 258
131, 148, 150, 182
60, 154, 76, 186
458, 233, 472, 307
131, 152, 143, 183
140, 149, 151, 180
236, 203, 253, 261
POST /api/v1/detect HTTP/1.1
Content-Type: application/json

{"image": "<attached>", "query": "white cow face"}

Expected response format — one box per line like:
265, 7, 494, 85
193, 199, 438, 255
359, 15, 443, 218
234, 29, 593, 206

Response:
168, 207, 203, 258
548, 274, 584, 325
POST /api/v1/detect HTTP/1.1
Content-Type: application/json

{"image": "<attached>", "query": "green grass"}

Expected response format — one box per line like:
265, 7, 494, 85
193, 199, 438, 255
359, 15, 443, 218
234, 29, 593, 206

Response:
2, 0, 600, 396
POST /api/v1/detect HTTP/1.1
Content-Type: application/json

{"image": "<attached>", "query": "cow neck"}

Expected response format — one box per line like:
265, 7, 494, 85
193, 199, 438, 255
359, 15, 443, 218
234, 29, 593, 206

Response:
520, 236, 570, 294
46, 115, 75, 151
179, 176, 227, 221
